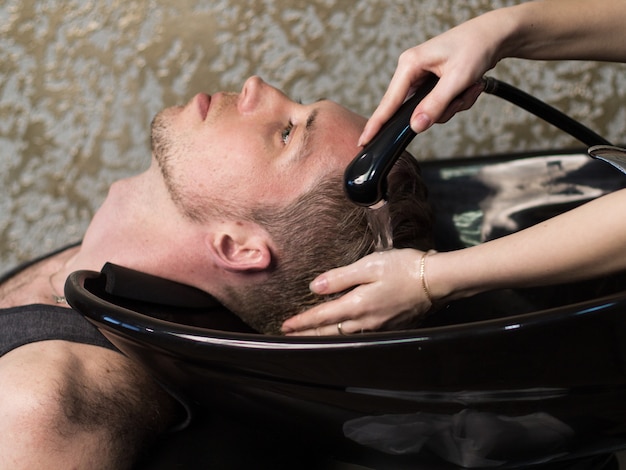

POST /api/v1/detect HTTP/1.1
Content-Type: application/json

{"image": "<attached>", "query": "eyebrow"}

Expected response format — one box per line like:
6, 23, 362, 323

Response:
295, 107, 319, 162
306, 108, 318, 132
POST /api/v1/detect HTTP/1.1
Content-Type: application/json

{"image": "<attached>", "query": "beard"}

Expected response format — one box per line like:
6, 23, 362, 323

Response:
149, 109, 241, 223
150, 110, 175, 183
149, 110, 207, 222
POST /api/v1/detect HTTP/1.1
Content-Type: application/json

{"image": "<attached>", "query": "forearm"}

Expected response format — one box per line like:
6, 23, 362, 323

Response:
428, 189, 626, 303
494, 0, 626, 63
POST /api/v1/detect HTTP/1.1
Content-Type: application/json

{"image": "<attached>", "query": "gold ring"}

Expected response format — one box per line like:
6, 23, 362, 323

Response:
337, 322, 346, 335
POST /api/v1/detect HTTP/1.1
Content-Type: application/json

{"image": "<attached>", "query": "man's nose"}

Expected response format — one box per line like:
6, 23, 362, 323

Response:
238, 76, 266, 113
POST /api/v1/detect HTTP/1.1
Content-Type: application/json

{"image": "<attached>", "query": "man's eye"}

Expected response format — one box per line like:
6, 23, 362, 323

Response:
281, 121, 294, 145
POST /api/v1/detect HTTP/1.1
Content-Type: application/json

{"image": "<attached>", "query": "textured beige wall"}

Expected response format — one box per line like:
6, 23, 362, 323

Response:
2, 0, 626, 268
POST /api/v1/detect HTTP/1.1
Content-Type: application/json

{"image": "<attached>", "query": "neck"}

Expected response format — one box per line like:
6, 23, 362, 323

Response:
58, 164, 218, 293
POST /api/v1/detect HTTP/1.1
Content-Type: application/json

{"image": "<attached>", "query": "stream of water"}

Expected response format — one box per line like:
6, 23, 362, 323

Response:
366, 201, 393, 252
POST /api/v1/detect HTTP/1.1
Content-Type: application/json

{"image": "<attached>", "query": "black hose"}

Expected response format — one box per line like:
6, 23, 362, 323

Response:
482, 76, 612, 147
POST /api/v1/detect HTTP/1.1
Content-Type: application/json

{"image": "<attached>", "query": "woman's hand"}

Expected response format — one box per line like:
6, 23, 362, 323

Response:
281, 249, 436, 336
358, 10, 508, 146
360, 0, 626, 147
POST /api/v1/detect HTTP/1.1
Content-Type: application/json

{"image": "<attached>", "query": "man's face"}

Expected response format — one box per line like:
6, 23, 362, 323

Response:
150, 76, 366, 220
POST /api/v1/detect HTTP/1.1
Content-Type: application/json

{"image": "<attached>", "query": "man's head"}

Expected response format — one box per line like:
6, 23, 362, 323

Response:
150, 76, 367, 222
149, 77, 433, 334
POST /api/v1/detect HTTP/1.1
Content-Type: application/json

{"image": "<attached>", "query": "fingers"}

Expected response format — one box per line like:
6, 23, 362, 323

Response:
359, 74, 462, 144
361, 76, 483, 145
406, 72, 483, 132
282, 255, 383, 335
286, 318, 366, 337
281, 287, 376, 335
359, 55, 431, 145
281, 249, 428, 336
308, 256, 380, 295
435, 81, 485, 123
359, 39, 489, 145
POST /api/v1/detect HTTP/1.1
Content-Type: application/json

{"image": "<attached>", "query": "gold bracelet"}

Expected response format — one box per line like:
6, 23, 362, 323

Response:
419, 250, 436, 306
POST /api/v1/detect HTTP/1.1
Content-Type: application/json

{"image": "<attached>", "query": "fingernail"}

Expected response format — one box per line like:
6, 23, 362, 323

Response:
411, 113, 432, 133
358, 126, 373, 147
310, 277, 328, 293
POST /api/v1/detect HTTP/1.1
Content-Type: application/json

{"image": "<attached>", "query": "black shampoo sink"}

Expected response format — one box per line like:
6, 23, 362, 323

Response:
66, 150, 626, 469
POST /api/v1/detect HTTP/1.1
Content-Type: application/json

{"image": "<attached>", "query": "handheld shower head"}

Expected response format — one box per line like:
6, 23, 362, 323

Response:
344, 74, 438, 207
344, 74, 614, 207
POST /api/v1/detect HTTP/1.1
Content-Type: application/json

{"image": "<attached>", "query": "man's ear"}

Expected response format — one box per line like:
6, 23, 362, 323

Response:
206, 222, 272, 273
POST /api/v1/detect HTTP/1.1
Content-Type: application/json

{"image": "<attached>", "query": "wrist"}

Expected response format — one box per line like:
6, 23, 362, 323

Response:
424, 249, 488, 305
480, 5, 524, 62
420, 250, 456, 306
419, 250, 437, 306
